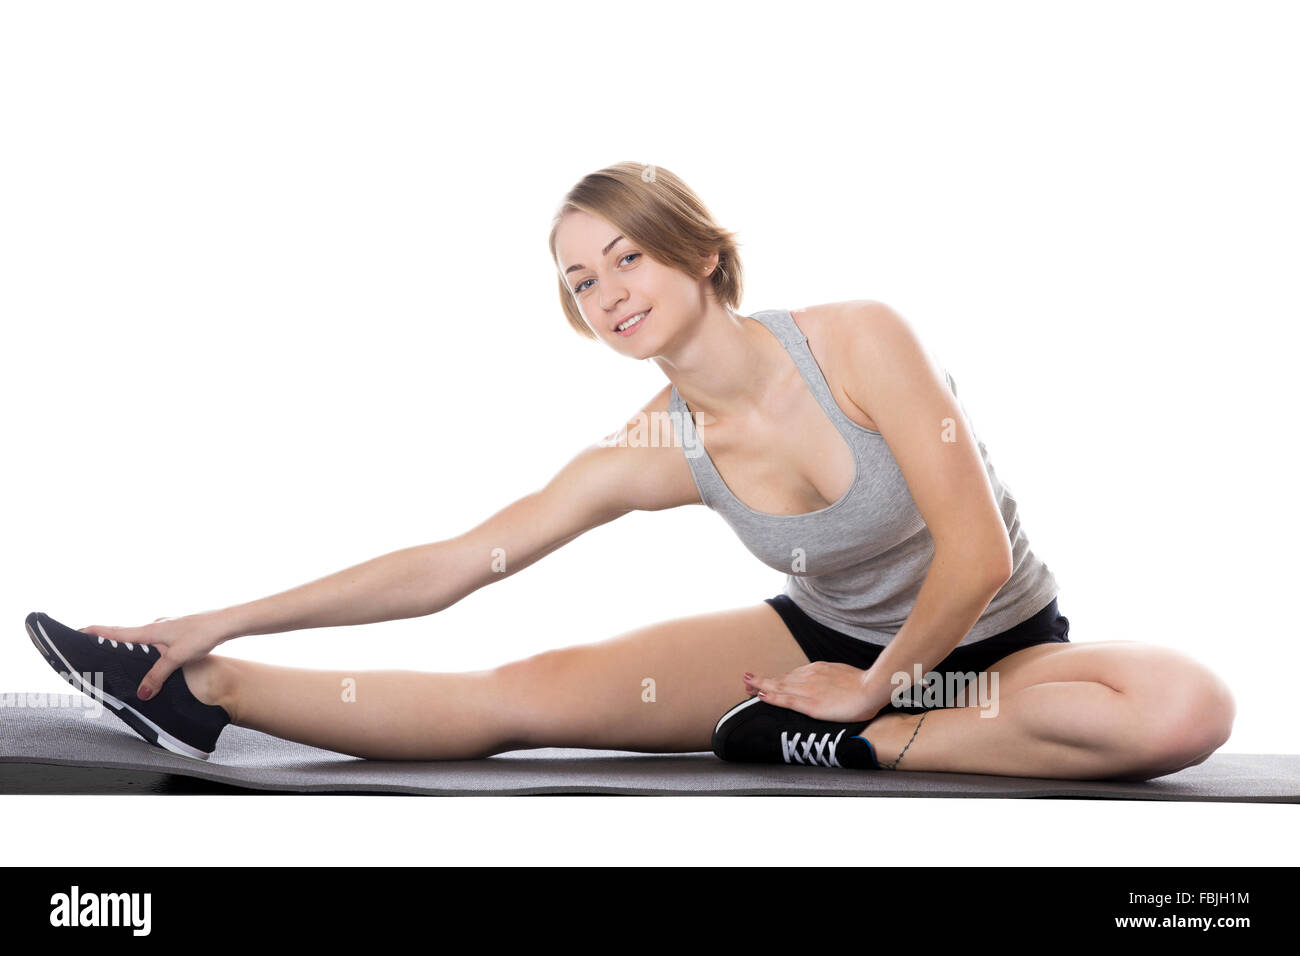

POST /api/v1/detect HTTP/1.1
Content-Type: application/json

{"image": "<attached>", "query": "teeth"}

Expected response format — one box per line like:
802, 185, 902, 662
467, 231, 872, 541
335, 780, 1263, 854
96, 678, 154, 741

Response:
617, 311, 647, 332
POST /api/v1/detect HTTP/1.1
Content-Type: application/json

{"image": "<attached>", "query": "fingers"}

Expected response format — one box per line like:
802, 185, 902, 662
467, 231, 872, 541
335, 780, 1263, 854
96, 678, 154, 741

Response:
755, 686, 798, 710
78, 624, 122, 638
743, 672, 787, 704
137, 653, 179, 702
75, 624, 158, 647
743, 671, 814, 712
72, 624, 171, 700
76, 624, 158, 647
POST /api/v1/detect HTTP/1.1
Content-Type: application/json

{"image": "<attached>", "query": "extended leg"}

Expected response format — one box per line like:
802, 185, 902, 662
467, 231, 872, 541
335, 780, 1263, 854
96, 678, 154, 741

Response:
180, 601, 812, 760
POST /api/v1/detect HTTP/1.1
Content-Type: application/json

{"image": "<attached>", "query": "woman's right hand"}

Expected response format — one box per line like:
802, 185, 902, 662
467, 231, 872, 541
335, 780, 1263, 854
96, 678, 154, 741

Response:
78, 612, 228, 702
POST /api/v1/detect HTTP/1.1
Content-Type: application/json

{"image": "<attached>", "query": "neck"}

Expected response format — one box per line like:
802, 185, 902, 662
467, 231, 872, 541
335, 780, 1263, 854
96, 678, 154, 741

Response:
650, 305, 787, 425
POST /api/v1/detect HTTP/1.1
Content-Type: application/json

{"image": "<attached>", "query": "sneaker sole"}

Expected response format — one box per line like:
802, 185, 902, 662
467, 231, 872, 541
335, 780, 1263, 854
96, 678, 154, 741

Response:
27, 616, 213, 762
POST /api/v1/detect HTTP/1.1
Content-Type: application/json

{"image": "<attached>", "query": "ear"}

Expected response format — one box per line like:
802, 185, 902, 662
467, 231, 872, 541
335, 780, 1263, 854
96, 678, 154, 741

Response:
701, 250, 719, 277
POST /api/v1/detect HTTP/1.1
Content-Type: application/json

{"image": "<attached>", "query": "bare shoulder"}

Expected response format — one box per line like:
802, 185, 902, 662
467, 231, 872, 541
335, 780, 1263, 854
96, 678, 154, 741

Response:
792, 298, 911, 347
586, 382, 705, 513
790, 299, 922, 430
798, 299, 948, 428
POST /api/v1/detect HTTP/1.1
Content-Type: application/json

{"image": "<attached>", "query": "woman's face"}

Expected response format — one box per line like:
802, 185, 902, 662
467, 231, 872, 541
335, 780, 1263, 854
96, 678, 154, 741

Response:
554, 210, 713, 356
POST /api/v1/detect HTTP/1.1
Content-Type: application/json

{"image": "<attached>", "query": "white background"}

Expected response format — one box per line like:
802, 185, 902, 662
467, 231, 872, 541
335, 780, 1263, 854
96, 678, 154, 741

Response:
2, 1, 1296, 865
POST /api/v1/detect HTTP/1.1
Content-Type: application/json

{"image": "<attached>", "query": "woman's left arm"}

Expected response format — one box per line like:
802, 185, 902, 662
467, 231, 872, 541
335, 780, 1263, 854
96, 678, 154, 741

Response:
745, 301, 1014, 721
848, 301, 1014, 712
855, 547, 1009, 718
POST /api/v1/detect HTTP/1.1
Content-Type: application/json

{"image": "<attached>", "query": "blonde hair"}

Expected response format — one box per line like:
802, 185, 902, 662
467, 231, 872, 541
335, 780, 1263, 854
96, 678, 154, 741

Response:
548, 162, 744, 340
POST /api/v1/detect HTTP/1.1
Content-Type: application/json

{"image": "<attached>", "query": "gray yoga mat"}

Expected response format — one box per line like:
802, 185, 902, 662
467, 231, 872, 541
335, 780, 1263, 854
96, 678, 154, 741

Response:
1, 695, 1296, 801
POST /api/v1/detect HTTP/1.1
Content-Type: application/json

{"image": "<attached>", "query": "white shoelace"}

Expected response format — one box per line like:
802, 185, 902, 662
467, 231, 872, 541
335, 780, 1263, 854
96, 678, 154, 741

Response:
96, 636, 154, 654
781, 728, 846, 768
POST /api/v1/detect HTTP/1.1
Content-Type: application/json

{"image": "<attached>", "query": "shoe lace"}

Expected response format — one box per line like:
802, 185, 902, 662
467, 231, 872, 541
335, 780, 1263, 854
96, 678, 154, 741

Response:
96, 636, 154, 655
781, 728, 845, 768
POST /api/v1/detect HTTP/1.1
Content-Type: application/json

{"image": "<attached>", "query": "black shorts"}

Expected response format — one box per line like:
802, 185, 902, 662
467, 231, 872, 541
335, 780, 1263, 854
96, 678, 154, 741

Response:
764, 593, 1070, 707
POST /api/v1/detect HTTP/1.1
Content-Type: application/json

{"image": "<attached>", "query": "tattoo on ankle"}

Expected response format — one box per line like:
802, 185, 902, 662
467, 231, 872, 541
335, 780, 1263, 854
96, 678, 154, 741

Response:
885, 712, 927, 770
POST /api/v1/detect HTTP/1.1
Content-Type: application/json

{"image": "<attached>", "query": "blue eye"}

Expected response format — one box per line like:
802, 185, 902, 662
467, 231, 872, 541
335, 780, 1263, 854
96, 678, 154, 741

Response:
573, 253, 639, 294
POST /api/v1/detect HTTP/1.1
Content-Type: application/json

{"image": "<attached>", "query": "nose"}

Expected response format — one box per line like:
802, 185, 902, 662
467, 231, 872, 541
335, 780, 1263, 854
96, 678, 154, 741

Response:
598, 281, 628, 315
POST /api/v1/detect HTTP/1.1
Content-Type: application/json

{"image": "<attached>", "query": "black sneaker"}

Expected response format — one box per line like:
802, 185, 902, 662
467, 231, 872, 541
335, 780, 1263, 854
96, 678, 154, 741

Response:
25, 611, 231, 761
712, 695, 884, 770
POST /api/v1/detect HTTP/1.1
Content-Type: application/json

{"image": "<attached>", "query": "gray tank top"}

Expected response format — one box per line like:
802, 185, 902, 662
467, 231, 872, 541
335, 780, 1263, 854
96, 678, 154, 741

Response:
668, 308, 1059, 648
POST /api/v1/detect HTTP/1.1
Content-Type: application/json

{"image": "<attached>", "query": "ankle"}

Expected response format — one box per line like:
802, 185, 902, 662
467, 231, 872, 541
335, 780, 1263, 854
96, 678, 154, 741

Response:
181, 655, 238, 723
867, 710, 929, 770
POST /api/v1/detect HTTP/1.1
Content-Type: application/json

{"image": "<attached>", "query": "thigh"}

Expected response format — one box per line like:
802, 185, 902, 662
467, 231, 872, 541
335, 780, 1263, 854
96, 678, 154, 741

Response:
978, 638, 1236, 772
984, 638, 1223, 708
489, 602, 811, 753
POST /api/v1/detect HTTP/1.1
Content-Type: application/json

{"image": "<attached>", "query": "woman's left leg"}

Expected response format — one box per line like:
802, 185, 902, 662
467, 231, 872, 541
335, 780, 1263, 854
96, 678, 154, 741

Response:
862, 640, 1236, 781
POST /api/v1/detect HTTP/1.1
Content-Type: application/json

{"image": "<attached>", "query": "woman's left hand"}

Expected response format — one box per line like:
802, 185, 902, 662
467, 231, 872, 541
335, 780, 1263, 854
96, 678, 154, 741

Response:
743, 662, 884, 723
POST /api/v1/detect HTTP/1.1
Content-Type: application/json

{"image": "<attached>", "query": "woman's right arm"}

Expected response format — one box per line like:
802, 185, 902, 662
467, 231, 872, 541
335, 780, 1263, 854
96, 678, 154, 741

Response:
207, 447, 642, 641
87, 384, 701, 641
212, 385, 700, 639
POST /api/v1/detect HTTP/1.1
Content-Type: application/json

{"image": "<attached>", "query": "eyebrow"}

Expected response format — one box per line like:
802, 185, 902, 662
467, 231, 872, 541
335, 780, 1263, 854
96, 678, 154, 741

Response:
563, 235, 625, 276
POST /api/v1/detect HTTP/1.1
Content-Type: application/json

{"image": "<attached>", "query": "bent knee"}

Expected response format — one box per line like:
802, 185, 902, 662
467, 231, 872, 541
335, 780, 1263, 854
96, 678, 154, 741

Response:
1142, 665, 1236, 767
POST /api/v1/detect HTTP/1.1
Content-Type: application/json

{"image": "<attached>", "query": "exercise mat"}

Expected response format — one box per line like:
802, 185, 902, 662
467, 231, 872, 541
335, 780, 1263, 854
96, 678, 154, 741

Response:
1, 695, 1295, 801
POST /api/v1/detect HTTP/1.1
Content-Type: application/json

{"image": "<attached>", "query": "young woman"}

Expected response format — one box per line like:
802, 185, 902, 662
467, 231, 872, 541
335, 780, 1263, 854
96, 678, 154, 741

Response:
31, 162, 1235, 780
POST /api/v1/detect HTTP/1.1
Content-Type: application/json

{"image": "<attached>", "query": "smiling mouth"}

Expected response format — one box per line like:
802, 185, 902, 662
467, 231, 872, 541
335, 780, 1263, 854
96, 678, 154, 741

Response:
615, 309, 649, 333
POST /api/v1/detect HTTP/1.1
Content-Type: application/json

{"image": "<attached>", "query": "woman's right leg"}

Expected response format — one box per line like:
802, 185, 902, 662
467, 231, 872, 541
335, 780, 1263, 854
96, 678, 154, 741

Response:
180, 602, 811, 760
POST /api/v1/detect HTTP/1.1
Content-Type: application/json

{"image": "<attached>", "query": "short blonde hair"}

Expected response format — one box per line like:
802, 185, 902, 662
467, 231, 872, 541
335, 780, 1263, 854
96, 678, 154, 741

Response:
548, 162, 744, 340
